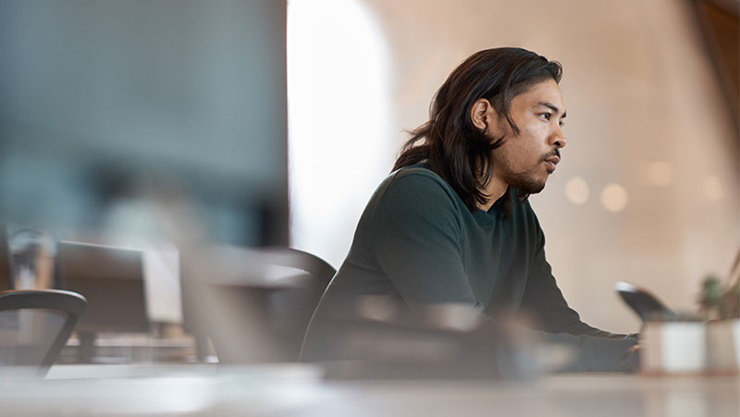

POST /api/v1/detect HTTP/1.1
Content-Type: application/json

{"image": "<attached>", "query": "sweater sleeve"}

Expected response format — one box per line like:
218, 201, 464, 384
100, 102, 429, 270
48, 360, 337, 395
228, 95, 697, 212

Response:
518, 208, 639, 371
519, 207, 627, 337
372, 173, 477, 305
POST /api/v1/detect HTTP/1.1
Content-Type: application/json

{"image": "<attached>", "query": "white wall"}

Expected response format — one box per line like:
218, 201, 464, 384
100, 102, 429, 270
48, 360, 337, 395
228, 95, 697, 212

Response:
288, 0, 395, 268
289, 0, 739, 333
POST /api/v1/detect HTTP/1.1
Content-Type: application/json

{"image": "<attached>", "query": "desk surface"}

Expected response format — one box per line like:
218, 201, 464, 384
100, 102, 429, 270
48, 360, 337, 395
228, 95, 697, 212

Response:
2, 364, 738, 417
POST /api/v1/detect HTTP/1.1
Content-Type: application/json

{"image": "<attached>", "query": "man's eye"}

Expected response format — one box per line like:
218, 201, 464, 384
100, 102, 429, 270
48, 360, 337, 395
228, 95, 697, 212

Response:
559, 120, 565, 127
539, 113, 551, 121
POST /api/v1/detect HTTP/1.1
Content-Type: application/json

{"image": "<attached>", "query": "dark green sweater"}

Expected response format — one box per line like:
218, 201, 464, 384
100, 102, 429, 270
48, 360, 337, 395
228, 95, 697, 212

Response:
303, 165, 636, 371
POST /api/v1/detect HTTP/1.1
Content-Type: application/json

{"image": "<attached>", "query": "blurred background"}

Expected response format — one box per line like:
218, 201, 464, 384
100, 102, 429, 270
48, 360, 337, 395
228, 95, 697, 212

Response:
0, 0, 737, 342
1, 0, 289, 247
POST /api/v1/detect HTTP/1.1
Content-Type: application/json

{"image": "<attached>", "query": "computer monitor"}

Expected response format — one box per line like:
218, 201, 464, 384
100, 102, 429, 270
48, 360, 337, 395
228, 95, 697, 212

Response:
56, 241, 149, 334
0, 0, 288, 246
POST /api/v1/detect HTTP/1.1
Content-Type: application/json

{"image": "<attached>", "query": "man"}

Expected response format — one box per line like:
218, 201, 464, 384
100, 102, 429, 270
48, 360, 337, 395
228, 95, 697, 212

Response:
302, 47, 637, 371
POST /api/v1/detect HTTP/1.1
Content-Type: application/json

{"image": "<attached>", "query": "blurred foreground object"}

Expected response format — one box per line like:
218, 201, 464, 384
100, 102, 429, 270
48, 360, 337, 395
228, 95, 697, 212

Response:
705, 319, 740, 373
56, 241, 152, 363
616, 281, 677, 323
642, 321, 708, 374
300, 296, 617, 380
184, 246, 335, 363
0, 0, 292, 368
0, 289, 86, 377
704, 251, 740, 373
0, 0, 288, 246
636, 252, 740, 374
7, 228, 56, 290
1, 365, 739, 416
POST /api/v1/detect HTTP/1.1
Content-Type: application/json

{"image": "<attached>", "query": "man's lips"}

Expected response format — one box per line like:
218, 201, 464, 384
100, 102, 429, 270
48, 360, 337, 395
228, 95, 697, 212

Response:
543, 154, 560, 172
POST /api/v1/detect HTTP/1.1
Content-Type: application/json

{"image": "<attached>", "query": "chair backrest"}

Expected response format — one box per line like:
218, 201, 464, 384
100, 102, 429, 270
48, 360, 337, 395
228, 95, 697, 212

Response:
196, 247, 335, 363
257, 248, 335, 358
256, 248, 335, 288
0, 289, 86, 376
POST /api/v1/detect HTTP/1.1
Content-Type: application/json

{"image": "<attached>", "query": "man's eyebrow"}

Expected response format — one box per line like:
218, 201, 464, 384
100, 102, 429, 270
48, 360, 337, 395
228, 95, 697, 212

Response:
537, 102, 567, 118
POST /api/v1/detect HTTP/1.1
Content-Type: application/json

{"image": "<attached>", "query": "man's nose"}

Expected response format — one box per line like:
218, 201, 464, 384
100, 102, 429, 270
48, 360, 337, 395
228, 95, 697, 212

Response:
550, 126, 567, 149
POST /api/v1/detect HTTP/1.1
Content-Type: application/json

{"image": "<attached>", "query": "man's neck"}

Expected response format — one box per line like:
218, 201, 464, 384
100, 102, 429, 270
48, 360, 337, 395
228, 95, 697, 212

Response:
477, 176, 508, 211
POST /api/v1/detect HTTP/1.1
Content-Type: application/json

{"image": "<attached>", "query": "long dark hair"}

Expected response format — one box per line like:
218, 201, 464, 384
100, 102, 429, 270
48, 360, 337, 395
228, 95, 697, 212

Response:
393, 47, 562, 211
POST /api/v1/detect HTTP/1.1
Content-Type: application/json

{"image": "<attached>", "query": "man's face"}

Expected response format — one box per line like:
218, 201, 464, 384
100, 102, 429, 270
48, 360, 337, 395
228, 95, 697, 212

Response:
489, 78, 567, 194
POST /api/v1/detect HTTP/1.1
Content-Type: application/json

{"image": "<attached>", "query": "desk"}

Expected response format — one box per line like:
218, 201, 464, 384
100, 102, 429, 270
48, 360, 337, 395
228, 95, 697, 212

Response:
2, 364, 738, 416
60, 333, 198, 364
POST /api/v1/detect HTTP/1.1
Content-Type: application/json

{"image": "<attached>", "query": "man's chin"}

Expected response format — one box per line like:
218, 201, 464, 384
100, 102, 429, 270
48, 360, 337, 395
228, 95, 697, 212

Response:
523, 183, 546, 194
511, 177, 546, 195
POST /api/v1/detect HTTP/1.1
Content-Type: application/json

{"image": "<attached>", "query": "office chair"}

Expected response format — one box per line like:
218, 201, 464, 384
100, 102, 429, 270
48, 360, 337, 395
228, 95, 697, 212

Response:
259, 248, 335, 357
200, 247, 336, 363
0, 289, 87, 376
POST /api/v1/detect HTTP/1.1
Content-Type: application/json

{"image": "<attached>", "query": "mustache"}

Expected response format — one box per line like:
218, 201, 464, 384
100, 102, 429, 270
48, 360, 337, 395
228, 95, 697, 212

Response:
543, 149, 561, 160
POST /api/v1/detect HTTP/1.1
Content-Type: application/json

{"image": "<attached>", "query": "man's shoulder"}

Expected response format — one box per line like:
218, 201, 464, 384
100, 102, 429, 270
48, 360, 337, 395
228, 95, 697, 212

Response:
383, 165, 457, 199
390, 164, 444, 182
369, 164, 465, 213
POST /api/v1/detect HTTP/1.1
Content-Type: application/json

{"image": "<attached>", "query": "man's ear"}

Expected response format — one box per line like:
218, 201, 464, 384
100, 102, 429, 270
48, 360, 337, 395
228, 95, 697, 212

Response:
470, 98, 496, 132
